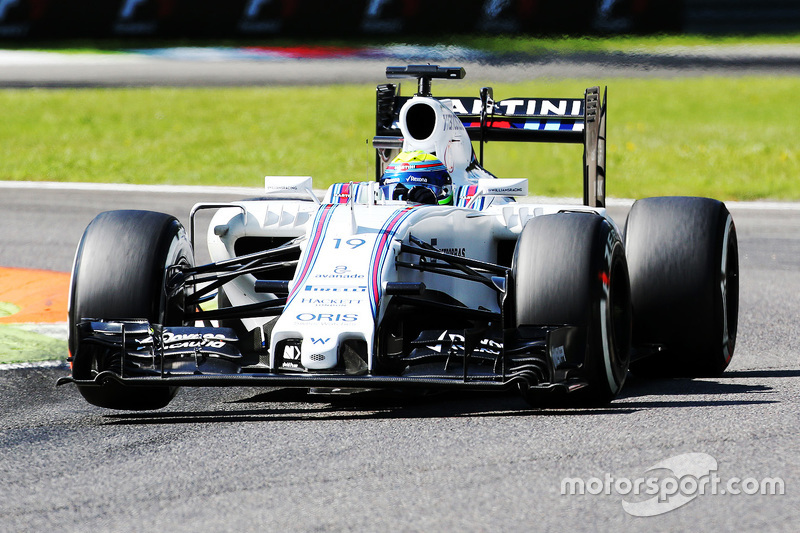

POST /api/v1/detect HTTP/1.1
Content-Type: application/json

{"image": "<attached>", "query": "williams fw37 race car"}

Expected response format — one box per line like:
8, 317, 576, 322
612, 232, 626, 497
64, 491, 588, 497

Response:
59, 65, 739, 410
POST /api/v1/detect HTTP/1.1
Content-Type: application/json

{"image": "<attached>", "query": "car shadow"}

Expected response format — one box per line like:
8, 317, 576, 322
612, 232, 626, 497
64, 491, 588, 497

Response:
614, 370, 781, 409
102, 388, 635, 425
101, 366, 787, 425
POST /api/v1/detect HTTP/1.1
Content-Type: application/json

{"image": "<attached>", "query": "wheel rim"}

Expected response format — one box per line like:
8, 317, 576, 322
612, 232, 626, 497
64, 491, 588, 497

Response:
603, 250, 632, 391
720, 215, 739, 364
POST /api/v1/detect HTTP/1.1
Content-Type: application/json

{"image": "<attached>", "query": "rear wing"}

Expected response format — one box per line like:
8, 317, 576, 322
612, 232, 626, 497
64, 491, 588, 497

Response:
374, 66, 607, 207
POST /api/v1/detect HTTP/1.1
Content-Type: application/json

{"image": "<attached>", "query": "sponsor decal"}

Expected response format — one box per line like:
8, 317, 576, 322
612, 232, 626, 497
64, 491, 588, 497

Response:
448, 99, 484, 115
440, 247, 466, 257
304, 285, 367, 293
161, 331, 229, 350
429, 238, 466, 259
449, 98, 584, 117
283, 344, 300, 360
300, 297, 362, 306
280, 343, 302, 369
296, 313, 358, 322
487, 186, 524, 194
442, 113, 462, 132
426, 331, 503, 356
314, 265, 365, 279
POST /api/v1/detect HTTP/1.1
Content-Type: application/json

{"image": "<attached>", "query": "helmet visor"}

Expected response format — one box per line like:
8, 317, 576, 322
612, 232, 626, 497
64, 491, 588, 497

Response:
379, 171, 452, 205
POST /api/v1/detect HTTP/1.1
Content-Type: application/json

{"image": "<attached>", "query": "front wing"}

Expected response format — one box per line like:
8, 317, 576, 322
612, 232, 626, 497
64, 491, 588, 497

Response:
57, 320, 590, 396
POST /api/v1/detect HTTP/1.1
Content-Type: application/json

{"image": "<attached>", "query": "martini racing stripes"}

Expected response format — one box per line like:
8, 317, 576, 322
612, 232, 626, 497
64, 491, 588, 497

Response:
455, 184, 485, 210
368, 206, 418, 318
285, 203, 338, 307
329, 182, 352, 203
325, 182, 367, 204
464, 119, 584, 132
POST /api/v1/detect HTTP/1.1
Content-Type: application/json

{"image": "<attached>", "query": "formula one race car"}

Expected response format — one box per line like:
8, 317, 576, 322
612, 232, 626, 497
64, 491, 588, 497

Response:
59, 65, 739, 410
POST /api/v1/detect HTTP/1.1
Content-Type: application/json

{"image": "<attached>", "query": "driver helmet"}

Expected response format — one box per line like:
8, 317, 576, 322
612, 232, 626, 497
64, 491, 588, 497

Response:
379, 150, 453, 205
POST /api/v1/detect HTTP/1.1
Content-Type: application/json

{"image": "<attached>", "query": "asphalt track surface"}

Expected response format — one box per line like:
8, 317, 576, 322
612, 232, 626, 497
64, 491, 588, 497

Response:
2, 51, 800, 530
1, 183, 799, 531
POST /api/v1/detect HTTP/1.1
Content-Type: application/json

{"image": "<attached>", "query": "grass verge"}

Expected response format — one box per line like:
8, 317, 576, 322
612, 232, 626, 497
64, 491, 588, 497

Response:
1, 76, 798, 200
0, 325, 67, 364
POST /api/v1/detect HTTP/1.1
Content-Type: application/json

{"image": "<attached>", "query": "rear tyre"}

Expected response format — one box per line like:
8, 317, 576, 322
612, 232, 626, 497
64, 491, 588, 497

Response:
625, 197, 739, 377
512, 213, 632, 405
69, 210, 193, 410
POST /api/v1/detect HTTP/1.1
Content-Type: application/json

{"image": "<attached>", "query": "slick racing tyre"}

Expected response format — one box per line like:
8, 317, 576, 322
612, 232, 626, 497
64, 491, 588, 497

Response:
625, 197, 739, 377
513, 213, 632, 405
68, 210, 194, 410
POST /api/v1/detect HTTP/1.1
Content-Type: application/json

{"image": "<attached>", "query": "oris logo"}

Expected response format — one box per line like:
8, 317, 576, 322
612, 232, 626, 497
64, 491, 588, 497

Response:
296, 313, 358, 322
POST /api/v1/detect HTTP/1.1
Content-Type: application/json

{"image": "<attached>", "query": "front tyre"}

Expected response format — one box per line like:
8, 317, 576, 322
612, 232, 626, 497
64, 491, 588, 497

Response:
512, 213, 632, 405
68, 210, 193, 410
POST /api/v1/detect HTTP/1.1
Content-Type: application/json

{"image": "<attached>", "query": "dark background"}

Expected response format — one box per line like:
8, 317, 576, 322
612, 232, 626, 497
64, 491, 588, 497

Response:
1, 0, 798, 41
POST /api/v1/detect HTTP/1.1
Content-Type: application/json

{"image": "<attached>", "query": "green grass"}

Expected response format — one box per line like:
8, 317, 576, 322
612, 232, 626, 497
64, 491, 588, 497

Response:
1, 77, 798, 200
0, 302, 21, 318
0, 325, 67, 364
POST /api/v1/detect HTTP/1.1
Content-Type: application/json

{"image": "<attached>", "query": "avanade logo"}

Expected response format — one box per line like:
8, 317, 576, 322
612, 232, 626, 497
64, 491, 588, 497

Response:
561, 452, 785, 517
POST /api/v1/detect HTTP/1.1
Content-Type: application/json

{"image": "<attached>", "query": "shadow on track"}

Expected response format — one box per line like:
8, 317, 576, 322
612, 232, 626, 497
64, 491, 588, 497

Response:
99, 370, 782, 426
101, 388, 636, 425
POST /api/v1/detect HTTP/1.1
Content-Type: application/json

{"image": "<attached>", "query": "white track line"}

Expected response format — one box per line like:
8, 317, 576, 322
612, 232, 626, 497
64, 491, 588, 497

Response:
0, 360, 67, 371
0, 180, 263, 196
3, 181, 799, 210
